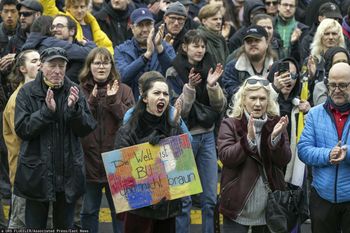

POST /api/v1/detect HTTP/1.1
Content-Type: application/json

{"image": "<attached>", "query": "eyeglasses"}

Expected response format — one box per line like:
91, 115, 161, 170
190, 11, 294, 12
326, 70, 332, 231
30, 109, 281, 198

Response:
265, 1, 278, 6
280, 3, 295, 8
50, 23, 68, 31
167, 16, 186, 24
327, 82, 350, 91
19, 11, 35, 17
246, 78, 270, 86
92, 61, 111, 67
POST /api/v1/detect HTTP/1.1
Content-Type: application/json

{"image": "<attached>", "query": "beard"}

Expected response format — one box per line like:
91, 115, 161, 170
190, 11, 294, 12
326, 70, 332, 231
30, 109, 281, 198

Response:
247, 52, 265, 63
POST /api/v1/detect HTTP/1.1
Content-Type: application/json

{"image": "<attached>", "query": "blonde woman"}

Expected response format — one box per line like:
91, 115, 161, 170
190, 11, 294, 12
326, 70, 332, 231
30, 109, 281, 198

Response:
217, 76, 291, 233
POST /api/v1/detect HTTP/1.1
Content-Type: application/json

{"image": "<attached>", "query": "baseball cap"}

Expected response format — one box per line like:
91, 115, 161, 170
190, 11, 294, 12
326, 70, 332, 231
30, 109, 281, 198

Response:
243, 25, 268, 40
318, 2, 342, 20
16, 0, 43, 13
130, 8, 154, 25
165, 1, 187, 17
40, 47, 69, 63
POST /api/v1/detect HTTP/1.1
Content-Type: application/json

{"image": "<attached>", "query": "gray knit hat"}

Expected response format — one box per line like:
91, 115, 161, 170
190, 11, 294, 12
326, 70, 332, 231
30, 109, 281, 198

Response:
165, 1, 187, 17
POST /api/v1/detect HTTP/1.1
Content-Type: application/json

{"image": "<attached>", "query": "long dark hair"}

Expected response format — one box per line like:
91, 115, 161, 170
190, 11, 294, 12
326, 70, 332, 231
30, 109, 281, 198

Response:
79, 47, 121, 84
128, 77, 173, 131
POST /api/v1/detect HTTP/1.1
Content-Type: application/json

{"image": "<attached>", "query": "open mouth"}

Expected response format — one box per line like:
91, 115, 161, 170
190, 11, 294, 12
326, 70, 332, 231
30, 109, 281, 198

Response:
156, 102, 165, 113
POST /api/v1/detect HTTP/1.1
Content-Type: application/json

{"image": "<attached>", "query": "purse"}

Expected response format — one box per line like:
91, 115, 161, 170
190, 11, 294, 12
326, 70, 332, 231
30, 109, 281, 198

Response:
258, 164, 309, 233
187, 100, 220, 129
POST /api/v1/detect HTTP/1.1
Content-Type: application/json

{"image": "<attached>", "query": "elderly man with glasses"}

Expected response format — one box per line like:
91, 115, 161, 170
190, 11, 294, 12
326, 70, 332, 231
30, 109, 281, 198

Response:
298, 62, 350, 233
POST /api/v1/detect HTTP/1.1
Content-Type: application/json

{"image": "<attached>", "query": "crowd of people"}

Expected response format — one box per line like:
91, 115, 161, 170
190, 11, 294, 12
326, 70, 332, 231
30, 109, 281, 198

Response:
0, 0, 350, 232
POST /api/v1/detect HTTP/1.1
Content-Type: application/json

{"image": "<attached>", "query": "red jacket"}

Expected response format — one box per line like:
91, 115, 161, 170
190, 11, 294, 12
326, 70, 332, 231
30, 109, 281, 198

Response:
217, 115, 291, 220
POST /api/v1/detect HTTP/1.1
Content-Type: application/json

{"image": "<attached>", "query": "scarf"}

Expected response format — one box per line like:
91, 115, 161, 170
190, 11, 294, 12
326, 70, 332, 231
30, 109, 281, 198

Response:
172, 52, 213, 105
326, 96, 350, 113
197, 25, 229, 66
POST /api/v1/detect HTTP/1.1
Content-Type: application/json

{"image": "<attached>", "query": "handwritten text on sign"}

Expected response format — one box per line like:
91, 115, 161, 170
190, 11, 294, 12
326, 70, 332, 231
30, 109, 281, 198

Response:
102, 134, 202, 213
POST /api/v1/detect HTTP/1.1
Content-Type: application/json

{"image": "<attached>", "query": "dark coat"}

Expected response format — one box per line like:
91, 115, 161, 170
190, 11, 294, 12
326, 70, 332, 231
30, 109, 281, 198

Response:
80, 78, 134, 183
115, 111, 183, 220
217, 115, 291, 220
14, 72, 97, 202
94, 2, 134, 47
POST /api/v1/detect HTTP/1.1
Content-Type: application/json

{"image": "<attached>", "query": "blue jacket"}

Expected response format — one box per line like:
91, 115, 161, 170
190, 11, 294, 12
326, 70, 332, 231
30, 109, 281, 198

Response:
114, 38, 176, 99
297, 104, 350, 203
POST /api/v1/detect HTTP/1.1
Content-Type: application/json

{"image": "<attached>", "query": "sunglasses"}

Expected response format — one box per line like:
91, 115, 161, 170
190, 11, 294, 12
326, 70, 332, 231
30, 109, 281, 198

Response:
265, 1, 278, 6
246, 78, 270, 86
19, 11, 36, 17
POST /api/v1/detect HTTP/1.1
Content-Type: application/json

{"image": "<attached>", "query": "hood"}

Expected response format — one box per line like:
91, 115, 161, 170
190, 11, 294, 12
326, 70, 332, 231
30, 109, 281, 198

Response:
267, 57, 301, 99
243, 0, 266, 26
324, 46, 350, 77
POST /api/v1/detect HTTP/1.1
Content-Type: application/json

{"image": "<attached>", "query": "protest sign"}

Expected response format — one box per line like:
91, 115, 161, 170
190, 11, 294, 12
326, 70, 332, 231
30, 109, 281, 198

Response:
102, 134, 202, 213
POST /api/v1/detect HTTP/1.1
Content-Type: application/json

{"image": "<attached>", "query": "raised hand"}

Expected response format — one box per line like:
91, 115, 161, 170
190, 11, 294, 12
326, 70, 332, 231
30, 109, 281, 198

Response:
107, 80, 119, 96
45, 87, 56, 112
92, 84, 98, 97
330, 141, 347, 165
247, 113, 256, 141
144, 27, 155, 60
68, 86, 79, 108
273, 71, 292, 91
188, 68, 202, 88
271, 115, 289, 139
207, 63, 223, 87
173, 98, 183, 124
154, 24, 165, 53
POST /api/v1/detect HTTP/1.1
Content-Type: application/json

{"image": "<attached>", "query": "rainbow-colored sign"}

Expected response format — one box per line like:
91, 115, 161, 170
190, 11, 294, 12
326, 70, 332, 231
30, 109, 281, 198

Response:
102, 134, 202, 213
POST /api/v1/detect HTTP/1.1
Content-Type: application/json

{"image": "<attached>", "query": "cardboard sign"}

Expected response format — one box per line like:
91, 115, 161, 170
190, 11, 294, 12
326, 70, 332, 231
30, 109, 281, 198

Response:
102, 134, 202, 213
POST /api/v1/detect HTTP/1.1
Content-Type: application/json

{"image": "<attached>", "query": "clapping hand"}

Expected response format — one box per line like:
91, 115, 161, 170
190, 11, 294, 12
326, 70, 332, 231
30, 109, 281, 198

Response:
45, 87, 56, 112
271, 115, 289, 139
154, 24, 165, 53
330, 141, 347, 165
247, 113, 256, 141
107, 80, 119, 96
188, 68, 202, 88
68, 86, 79, 108
173, 98, 183, 124
207, 64, 223, 87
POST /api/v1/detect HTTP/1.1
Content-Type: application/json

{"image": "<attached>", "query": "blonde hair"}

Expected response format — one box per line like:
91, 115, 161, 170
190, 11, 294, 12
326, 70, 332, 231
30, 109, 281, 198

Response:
310, 18, 345, 62
198, 3, 222, 21
227, 76, 279, 119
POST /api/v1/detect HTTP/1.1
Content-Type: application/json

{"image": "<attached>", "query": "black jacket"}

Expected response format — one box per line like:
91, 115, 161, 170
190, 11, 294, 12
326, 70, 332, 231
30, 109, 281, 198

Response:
22, 32, 96, 83
94, 2, 134, 47
14, 72, 96, 202
115, 111, 182, 220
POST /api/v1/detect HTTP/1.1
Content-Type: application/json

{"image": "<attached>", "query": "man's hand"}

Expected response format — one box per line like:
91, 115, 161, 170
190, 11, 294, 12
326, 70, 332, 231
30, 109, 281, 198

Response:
46, 87, 56, 112
207, 63, 223, 87
68, 86, 79, 108
188, 68, 201, 88
330, 141, 347, 164
291, 27, 302, 43
144, 28, 155, 60
154, 24, 165, 54
271, 115, 289, 140
107, 80, 119, 96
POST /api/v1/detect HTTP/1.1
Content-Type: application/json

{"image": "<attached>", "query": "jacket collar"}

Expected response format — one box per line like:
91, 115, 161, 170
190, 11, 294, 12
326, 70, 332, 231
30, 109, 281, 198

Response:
235, 53, 274, 76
